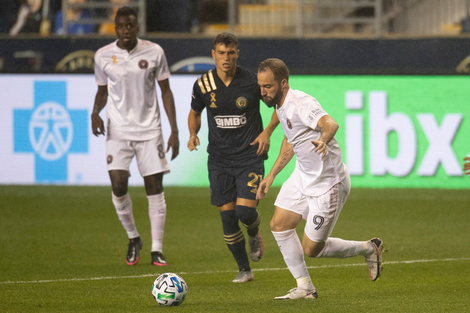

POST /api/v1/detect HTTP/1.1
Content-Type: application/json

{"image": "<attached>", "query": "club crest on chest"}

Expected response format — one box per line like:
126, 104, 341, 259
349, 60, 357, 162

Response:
236, 97, 247, 109
287, 118, 292, 129
138, 59, 148, 69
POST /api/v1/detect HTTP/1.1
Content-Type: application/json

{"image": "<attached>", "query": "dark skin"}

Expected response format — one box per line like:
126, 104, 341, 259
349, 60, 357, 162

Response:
91, 14, 179, 197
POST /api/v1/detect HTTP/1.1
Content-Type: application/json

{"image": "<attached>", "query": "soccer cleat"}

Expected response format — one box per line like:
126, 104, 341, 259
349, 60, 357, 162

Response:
232, 270, 254, 283
365, 237, 384, 281
151, 251, 168, 266
248, 230, 264, 262
274, 287, 318, 300
126, 237, 142, 266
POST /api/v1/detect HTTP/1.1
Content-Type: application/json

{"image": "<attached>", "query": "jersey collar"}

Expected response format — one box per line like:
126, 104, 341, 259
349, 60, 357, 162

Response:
113, 38, 141, 54
277, 87, 292, 110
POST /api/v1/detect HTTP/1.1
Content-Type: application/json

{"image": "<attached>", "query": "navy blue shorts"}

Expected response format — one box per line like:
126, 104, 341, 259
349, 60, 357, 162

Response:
208, 156, 264, 207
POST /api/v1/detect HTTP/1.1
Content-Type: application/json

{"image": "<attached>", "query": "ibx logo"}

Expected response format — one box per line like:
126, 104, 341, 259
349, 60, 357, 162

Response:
13, 81, 88, 183
344, 91, 463, 177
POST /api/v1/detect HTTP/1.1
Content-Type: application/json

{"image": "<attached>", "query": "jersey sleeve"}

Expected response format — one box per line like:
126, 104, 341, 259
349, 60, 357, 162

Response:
299, 97, 328, 129
155, 46, 171, 81
190, 78, 206, 112
94, 50, 107, 86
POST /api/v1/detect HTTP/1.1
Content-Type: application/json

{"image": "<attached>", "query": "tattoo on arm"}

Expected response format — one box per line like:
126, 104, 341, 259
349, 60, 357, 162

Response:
274, 146, 293, 175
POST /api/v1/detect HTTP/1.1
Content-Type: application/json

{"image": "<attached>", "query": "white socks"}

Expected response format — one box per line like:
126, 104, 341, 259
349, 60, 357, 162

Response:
272, 229, 310, 280
272, 229, 372, 290
112, 192, 167, 253
316, 237, 371, 258
148, 193, 167, 253
112, 193, 139, 239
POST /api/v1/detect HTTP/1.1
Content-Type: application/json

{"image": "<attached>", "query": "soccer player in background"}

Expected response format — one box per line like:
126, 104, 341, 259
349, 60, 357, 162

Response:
256, 58, 384, 299
187, 33, 279, 283
91, 6, 179, 267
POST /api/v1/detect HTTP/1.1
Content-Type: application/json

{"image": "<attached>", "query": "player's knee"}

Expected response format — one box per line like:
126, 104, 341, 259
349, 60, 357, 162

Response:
270, 217, 282, 232
303, 241, 325, 258
111, 185, 127, 198
143, 173, 163, 195
109, 170, 129, 196
270, 218, 278, 231
235, 205, 259, 229
270, 215, 291, 232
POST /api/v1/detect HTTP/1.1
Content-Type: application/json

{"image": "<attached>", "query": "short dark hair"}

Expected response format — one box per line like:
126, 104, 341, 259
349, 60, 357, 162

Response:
258, 58, 290, 83
115, 6, 138, 23
214, 32, 238, 48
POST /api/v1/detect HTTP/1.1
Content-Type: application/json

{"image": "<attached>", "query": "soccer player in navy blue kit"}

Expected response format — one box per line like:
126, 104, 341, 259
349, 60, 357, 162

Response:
187, 33, 279, 283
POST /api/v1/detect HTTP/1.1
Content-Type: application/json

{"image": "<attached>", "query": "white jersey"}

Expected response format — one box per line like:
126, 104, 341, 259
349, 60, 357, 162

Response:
94, 39, 171, 141
277, 88, 347, 196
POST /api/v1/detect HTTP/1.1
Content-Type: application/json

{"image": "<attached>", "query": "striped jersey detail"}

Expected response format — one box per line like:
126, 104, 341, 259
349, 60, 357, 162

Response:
198, 70, 217, 94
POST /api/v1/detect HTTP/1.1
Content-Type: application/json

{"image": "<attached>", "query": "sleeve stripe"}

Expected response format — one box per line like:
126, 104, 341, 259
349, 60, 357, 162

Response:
208, 70, 217, 91
203, 73, 212, 93
197, 77, 206, 94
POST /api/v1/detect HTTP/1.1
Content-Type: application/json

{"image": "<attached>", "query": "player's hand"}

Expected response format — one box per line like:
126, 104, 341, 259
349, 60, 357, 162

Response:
464, 156, 470, 175
187, 135, 200, 151
166, 132, 179, 160
312, 140, 327, 160
251, 131, 271, 156
256, 176, 273, 200
91, 112, 105, 136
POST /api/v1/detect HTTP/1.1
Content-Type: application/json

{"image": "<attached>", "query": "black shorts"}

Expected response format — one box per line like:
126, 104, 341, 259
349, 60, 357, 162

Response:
208, 156, 264, 207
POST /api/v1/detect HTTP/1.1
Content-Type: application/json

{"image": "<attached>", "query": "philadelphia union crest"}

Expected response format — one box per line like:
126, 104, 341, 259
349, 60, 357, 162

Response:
236, 97, 247, 109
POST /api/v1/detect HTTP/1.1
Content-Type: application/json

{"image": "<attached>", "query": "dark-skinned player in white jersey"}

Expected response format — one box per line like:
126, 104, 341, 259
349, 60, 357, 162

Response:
92, 7, 179, 267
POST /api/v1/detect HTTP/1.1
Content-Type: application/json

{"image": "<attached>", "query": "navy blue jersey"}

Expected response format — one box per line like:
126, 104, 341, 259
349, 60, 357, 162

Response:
191, 66, 264, 164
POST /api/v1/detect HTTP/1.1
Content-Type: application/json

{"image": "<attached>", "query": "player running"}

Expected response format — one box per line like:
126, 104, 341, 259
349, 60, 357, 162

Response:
256, 58, 384, 299
187, 33, 279, 283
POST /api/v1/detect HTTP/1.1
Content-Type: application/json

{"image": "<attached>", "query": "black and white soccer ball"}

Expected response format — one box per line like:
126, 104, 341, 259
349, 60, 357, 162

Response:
151, 273, 188, 306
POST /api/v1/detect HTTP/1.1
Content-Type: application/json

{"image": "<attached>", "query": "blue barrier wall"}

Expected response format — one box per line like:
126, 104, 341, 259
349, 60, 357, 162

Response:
1, 37, 470, 74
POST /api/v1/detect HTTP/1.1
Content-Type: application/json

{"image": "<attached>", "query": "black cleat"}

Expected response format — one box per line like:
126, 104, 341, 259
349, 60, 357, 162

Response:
126, 237, 142, 266
151, 251, 168, 266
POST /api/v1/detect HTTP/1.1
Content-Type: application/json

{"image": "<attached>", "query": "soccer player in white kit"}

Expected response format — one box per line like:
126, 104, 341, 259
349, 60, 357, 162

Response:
91, 7, 179, 266
256, 58, 384, 300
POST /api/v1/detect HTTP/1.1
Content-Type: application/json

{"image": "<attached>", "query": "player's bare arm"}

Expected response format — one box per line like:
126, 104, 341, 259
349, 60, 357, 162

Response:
158, 79, 179, 160
187, 109, 201, 151
256, 136, 294, 200
311, 115, 339, 160
251, 110, 280, 156
91, 85, 108, 137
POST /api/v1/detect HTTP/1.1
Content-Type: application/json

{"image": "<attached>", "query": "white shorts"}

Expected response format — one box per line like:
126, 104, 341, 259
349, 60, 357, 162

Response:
274, 172, 351, 242
106, 136, 170, 177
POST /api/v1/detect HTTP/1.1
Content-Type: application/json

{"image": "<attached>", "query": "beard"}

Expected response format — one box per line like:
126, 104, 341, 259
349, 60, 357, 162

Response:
262, 88, 283, 108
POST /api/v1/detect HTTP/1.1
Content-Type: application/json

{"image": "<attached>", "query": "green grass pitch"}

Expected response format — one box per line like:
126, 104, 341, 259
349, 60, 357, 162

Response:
1, 185, 469, 312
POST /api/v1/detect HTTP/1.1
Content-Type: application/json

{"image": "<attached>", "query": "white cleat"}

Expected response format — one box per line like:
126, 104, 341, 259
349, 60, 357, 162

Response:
232, 270, 254, 283
365, 237, 384, 281
274, 287, 318, 300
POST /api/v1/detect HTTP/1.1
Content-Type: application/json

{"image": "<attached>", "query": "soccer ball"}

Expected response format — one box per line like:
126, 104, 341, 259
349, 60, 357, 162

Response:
151, 273, 188, 306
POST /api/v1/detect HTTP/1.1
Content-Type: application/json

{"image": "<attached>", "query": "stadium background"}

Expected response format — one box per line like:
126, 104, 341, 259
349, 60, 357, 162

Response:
1, 0, 469, 189
1, 2, 470, 312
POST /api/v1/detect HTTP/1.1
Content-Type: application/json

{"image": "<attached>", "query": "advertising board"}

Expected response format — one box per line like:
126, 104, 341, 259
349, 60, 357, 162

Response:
1, 75, 468, 188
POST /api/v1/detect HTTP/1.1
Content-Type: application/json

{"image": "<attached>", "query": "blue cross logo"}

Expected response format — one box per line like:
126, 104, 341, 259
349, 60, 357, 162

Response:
13, 81, 88, 183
